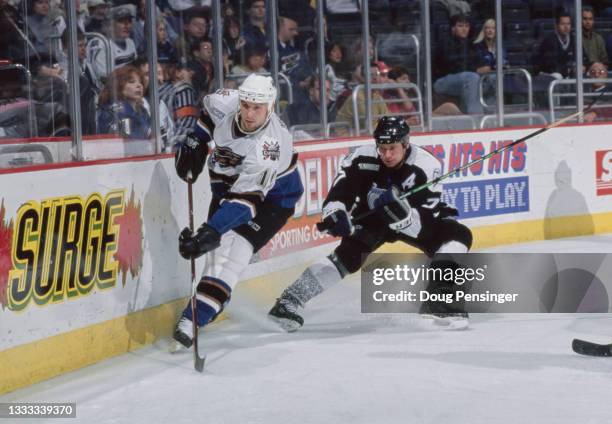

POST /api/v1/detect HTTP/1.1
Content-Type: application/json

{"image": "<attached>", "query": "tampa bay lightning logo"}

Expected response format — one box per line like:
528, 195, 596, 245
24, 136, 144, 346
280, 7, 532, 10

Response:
212, 146, 244, 168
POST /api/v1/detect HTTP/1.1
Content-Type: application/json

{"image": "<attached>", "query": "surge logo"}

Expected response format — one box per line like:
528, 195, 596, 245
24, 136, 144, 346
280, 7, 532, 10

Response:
596, 149, 612, 196
2, 189, 143, 312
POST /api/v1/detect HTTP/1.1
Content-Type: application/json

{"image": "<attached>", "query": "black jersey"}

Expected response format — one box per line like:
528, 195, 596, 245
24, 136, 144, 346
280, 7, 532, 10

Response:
325, 144, 457, 220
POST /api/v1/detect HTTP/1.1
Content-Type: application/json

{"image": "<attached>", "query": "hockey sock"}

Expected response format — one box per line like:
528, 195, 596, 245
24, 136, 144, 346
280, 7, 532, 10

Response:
182, 277, 232, 327
283, 257, 343, 307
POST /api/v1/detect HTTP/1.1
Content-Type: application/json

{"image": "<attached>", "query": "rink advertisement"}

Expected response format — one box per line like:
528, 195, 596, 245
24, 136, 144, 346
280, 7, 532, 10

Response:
361, 253, 612, 313
3, 189, 143, 312
422, 140, 529, 218
596, 149, 612, 196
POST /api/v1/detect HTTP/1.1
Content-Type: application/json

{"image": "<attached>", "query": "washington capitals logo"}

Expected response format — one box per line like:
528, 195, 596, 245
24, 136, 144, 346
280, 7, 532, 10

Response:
261, 137, 280, 161
213, 146, 245, 168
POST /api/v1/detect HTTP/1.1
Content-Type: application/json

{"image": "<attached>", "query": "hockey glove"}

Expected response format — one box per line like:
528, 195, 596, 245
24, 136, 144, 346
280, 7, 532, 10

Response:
368, 186, 415, 233
178, 223, 221, 260
321, 204, 354, 237
174, 132, 208, 183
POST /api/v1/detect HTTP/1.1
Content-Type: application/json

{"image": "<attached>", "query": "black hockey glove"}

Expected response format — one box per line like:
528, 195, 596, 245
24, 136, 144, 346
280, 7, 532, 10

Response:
367, 186, 413, 231
178, 223, 221, 260
321, 207, 354, 237
174, 133, 208, 183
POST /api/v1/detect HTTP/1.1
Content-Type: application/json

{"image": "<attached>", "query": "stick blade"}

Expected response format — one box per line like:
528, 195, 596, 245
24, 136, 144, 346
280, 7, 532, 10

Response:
194, 354, 206, 372
572, 339, 612, 357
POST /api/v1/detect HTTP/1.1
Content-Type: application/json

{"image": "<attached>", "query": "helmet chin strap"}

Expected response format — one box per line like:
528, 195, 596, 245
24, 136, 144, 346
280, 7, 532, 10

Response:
234, 101, 275, 135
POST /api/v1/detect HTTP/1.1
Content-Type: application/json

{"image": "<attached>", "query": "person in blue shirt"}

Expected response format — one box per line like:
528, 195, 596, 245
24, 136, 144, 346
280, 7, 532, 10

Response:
97, 65, 151, 140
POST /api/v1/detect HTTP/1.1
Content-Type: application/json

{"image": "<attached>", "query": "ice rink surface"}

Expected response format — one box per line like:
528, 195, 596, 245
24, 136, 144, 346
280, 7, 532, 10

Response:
2, 234, 612, 424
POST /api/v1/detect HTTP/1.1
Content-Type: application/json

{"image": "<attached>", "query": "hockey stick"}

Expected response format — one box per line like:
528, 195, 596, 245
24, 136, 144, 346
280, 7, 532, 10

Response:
187, 180, 206, 372
317, 87, 608, 232
572, 338, 612, 357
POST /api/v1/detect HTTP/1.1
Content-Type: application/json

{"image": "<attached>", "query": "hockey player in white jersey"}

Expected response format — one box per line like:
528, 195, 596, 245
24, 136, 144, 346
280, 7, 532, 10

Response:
172, 74, 304, 348
268, 116, 473, 331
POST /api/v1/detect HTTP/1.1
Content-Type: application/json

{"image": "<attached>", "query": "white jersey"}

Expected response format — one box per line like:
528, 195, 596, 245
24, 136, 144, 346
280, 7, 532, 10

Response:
201, 89, 297, 213
87, 36, 137, 82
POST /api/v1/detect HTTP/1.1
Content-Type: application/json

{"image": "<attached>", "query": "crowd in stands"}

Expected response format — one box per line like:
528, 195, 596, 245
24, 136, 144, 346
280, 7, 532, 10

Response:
1, 0, 612, 145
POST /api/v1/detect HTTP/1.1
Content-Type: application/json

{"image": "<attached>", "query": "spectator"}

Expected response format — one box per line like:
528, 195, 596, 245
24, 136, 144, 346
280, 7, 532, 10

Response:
188, 37, 214, 96
25, 0, 65, 57
230, 45, 267, 75
473, 19, 507, 73
88, 4, 137, 82
97, 65, 151, 140
57, 30, 98, 134
433, 14, 485, 114
345, 36, 374, 76
126, 1, 178, 54
159, 60, 198, 136
379, 64, 420, 126
325, 41, 347, 103
223, 16, 245, 67
133, 57, 175, 151
387, 65, 461, 122
175, 6, 209, 61
473, 18, 510, 106
167, 0, 211, 12
283, 75, 337, 127
222, 2, 235, 19
583, 62, 612, 122
242, 0, 267, 51
335, 62, 390, 135
28, 53, 69, 110
1, 2, 29, 62
279, 1, 317, 49
535, 11, 588, 79
582, 6, 608, 67
277, 16, 312, 85
85, 0, 110, 34
155, 16, 178, 64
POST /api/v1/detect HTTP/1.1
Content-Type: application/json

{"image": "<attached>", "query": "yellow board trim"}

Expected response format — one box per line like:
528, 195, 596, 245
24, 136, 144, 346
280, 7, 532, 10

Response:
2, 212, 612, 395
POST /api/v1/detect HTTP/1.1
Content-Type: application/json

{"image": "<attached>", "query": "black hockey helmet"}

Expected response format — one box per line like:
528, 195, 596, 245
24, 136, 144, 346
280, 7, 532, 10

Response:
373, 116, 410, 146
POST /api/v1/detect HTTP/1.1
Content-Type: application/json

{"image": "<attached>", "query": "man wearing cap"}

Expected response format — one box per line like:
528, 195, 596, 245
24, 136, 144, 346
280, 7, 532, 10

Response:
85, 0, 110, 33
87, 3, 137, 83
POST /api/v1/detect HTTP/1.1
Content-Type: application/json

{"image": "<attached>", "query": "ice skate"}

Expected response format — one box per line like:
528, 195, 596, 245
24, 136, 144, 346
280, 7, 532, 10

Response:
169, 316, 194, 352
268, 296, 304, 333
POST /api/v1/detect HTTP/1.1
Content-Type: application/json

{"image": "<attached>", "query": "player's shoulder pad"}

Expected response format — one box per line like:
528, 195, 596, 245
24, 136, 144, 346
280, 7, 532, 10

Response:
203, 89, 239, 122
339, 144, 379, 170
407, 145, 443, 181
267, 113, 292, 139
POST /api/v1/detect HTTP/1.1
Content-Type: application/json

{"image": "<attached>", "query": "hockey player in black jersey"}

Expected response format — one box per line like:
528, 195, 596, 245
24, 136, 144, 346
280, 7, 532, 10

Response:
268, 115, 473, 331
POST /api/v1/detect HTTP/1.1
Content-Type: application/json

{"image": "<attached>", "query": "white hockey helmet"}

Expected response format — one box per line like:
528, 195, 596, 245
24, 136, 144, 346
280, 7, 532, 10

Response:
238, 74, 277, 109
236, 74, 277, 134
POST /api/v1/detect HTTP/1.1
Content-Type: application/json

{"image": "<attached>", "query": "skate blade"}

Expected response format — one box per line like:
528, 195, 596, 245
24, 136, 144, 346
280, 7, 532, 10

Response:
169, 340, 188, 353
268, 315, 302, 333
419, 314, 469, 331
